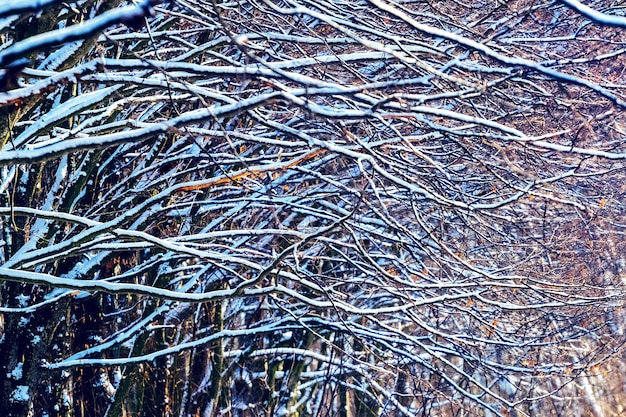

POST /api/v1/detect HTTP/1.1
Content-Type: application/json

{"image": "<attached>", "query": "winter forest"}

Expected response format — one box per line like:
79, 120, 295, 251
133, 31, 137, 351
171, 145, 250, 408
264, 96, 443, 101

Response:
2, 0, 626, 416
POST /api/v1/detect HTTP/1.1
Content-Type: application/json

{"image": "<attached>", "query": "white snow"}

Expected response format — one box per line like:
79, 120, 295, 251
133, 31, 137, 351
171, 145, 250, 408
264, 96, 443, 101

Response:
15, 294, 29, 308
8, 362, 23, 380
10, 385, 29, 403
561, 0, 626, 27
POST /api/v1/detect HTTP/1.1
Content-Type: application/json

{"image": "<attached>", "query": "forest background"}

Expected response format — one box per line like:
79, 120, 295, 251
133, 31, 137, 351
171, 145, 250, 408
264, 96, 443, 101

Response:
1, 0, 626, 416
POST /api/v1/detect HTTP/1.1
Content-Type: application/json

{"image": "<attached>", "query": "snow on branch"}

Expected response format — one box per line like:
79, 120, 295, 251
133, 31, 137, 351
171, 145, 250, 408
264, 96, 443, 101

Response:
1, 0, 625, 415
0, 0, 65, 19
0, 90, 283, 166
560, 0, 626, 27
367, 0, 626, 107
0, 1, 154, 67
